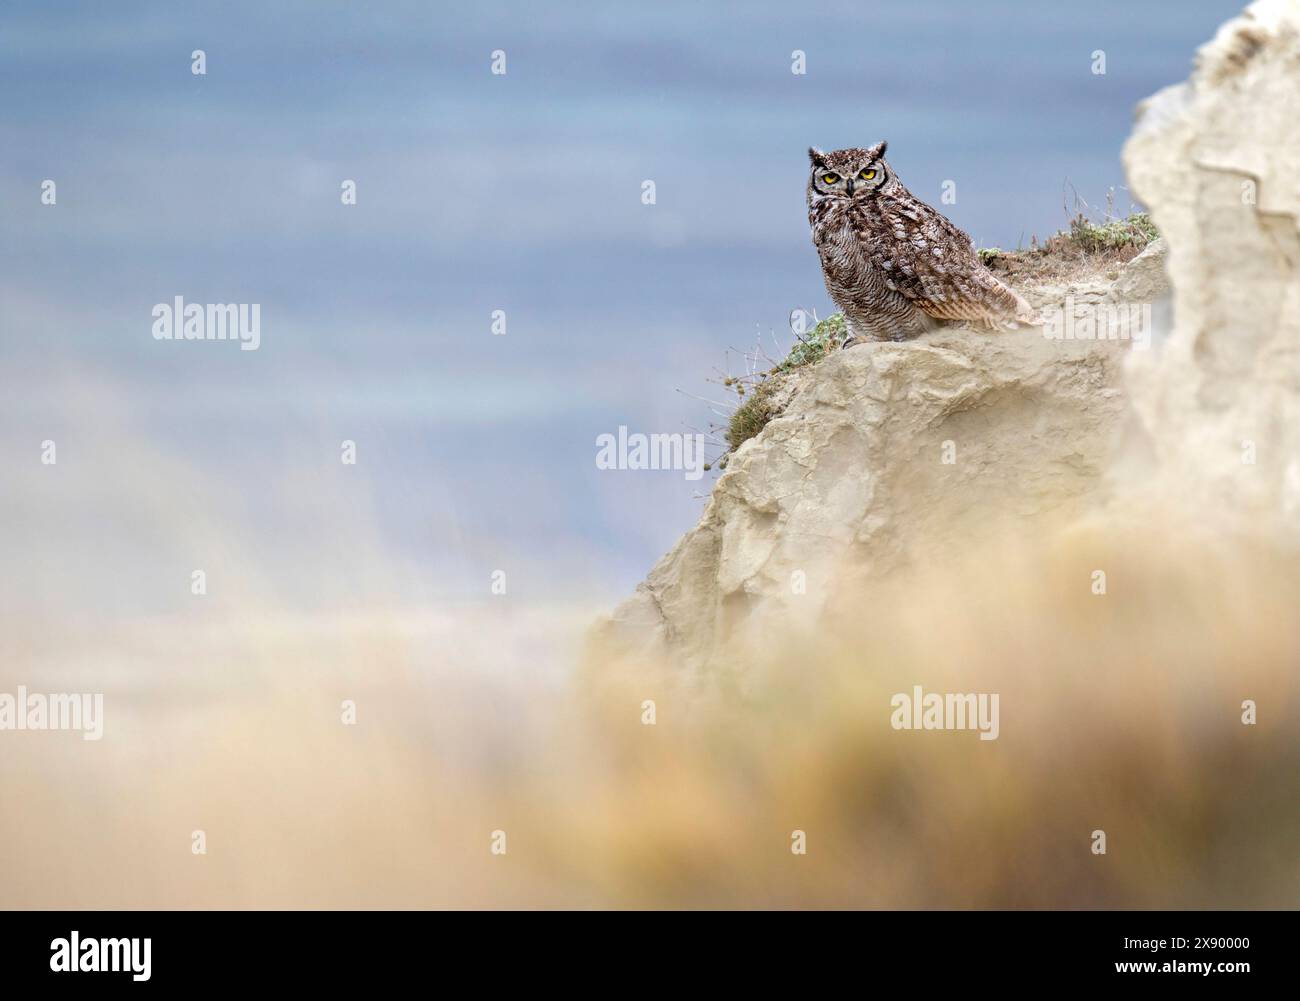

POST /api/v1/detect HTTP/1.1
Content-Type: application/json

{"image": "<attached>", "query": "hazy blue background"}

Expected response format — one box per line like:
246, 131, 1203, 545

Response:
0, 0, 1242, 620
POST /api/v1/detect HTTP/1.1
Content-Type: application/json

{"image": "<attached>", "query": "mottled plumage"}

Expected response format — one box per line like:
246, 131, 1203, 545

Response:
807, 141, 1034, 342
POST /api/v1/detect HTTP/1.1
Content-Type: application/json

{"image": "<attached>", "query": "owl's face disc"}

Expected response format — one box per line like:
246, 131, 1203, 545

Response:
808, 142, 890, 203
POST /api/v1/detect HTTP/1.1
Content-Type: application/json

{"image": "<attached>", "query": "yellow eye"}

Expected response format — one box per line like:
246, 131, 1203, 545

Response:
860, 169, 877, 180
821, 173, 840, 185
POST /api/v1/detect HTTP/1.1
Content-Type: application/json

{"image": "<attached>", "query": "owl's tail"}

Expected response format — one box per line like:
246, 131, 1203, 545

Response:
1010, 291, 1042, 329
992, 280, 1041, 330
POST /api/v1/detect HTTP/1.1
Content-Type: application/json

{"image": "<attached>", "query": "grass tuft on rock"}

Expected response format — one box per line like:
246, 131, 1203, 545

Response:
1061, 211, 1159, 254
726, 379, 781, 452
981, 211, 1159, 285
723, 314, 850, 454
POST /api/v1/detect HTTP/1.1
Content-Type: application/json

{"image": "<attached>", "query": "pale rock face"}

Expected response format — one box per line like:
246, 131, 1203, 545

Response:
597, 328, 1131, 671
1107, 237, 1170, 306
597, 0, 1300, 671
1121, 0, 1300, 526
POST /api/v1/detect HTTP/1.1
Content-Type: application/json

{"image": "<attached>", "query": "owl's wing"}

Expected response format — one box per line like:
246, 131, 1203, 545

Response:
863, 195, 1032, 325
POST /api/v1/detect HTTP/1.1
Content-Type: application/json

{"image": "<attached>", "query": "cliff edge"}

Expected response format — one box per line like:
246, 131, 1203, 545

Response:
597, 0, 1300, 673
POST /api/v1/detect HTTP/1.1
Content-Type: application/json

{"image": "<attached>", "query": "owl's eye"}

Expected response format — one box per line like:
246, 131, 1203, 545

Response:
821, 172, 840, 185
859, 168, 878, 180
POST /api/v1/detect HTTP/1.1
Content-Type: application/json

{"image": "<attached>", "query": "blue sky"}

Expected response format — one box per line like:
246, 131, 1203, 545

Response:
0, 1, 1242, 616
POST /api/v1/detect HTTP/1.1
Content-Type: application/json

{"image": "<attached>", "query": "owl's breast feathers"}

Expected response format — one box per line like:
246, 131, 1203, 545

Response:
854, 193, 1034, 328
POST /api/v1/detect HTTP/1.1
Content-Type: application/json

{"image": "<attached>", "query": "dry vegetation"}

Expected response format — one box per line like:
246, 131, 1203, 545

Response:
979, 208, 1159, 288
579, 514, 1300, 907
5, 510, 1293, 908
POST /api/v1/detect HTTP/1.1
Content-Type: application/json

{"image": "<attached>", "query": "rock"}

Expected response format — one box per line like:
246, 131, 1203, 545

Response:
1121, 0, 1300, 527
1106, 237, 1170, 304
597, 327, 1130, 671
597, 0, 1300, 671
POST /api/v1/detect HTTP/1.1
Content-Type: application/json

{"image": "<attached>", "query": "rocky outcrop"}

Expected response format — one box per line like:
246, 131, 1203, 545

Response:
1122, 0, 1300, 526
1106, 237, 1170, 305
599, 324, 1133, 670
598, 0, 1299, 671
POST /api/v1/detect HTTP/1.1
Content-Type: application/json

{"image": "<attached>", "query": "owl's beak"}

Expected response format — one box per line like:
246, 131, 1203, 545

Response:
845, 178, 855, 196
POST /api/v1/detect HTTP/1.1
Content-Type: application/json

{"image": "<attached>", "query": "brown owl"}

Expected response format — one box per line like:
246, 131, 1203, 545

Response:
807, 141, 1034, 343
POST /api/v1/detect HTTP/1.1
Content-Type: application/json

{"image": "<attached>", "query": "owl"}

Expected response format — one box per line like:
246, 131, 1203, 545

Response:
807, 141, 1034, 343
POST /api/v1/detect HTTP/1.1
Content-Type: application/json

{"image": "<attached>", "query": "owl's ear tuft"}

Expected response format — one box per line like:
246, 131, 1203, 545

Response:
865, 139, 888, 161
808, 146, 828, 167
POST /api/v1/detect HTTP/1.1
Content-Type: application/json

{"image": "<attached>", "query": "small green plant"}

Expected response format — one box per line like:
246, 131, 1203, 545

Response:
776, 313, 848, 372
714, 312, 850, 460
977, 199, 1160, 286
1064, 211, 1158, 254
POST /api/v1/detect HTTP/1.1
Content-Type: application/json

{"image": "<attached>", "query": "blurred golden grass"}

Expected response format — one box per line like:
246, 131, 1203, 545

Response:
1, 511, 1296, 909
